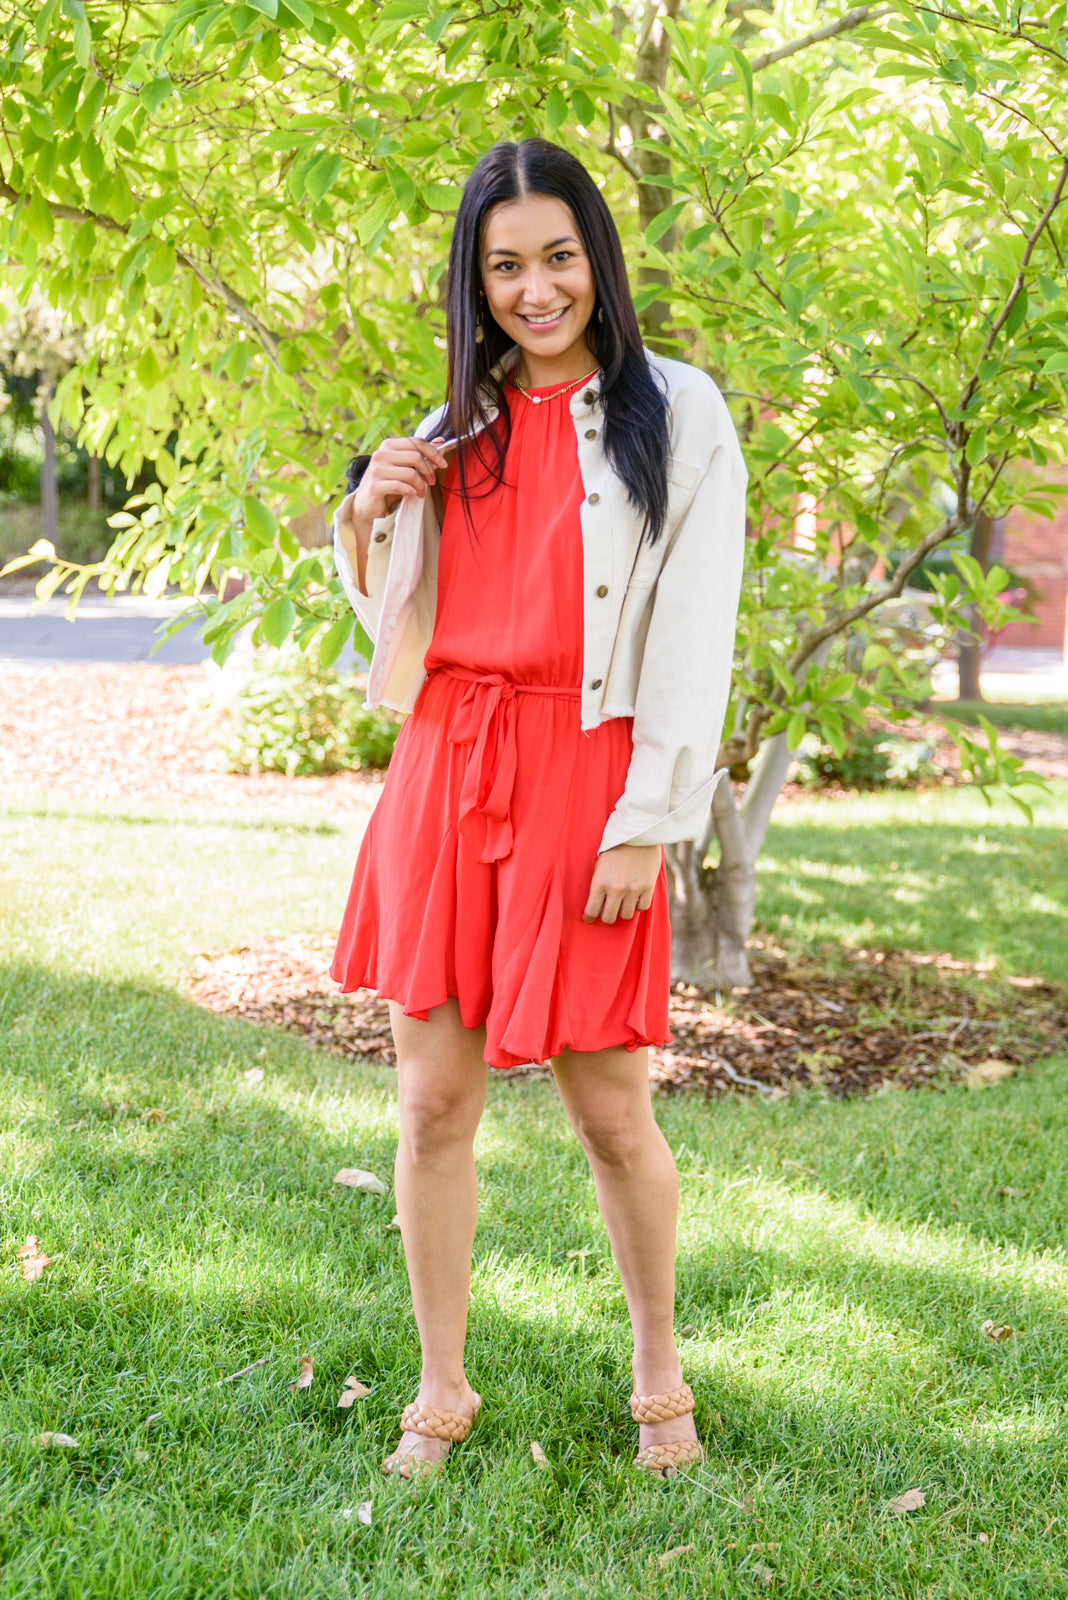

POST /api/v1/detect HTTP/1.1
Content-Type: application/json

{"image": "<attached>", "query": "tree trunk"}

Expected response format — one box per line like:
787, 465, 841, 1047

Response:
40, 385, 58, 549
621, 0, 683, 348
666, 641, 834, 988
956, 511, 993, 701
87, 453, 101, 513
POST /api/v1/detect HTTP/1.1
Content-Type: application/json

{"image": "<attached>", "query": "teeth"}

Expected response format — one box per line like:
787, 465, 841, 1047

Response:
523, 309, 566, 324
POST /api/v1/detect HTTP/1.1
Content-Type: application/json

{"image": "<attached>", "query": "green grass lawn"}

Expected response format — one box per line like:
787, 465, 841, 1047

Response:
1, 785, 1066, 1600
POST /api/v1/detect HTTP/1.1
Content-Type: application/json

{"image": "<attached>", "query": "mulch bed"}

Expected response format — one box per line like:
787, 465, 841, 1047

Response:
0, 663, 384, 817
187, 932, 1068, 1099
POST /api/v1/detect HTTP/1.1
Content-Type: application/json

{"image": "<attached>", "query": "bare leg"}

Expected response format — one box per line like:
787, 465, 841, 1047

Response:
551, 1044, 699, 1458
385, 998, 488, 1473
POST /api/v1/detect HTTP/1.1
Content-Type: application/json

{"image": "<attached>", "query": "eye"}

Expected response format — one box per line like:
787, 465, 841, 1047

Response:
492, 261, 518, 272
551, 251, 573, 263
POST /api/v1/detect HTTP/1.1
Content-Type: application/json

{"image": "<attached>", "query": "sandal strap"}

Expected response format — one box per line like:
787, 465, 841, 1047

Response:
634, 1438, 705, 1475
629, 1382, 695, 1424
399, 1400, 476, 1443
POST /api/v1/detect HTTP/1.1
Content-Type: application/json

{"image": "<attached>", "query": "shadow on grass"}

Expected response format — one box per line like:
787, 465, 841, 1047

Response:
757, 810, 1068, 986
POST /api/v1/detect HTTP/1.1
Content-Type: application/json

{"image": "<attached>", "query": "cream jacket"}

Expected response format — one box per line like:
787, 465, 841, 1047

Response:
332, 347, 747, 854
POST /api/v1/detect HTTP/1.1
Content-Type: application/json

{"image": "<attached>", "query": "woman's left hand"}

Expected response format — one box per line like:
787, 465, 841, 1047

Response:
583, 843, 662, 925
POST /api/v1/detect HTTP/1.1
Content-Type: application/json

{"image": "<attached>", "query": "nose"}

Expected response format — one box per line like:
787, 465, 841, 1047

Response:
519, 265, 554, 307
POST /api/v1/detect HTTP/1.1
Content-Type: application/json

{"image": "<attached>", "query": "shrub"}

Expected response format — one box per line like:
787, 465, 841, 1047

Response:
214, 646, 401, 777
795, 728, 943, 791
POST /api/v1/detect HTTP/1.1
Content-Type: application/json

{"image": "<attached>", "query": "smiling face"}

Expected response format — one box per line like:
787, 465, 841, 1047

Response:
479, 193, 598, 387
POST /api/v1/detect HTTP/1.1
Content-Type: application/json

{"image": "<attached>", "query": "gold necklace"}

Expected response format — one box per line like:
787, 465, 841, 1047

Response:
509, 364, 600, 405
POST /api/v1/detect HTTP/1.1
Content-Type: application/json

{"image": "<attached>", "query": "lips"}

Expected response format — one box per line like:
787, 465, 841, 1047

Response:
518, 307, 569, 327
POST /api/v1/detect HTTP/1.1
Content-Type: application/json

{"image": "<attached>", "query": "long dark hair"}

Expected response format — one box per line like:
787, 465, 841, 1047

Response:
439, 139, 670, 543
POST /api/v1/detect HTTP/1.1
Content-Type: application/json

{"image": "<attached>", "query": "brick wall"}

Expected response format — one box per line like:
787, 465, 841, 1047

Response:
994, 466, 1068, 654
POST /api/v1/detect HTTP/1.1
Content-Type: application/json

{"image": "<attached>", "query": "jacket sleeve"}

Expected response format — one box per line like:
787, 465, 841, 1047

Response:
331, 404, 448, 643
598, 401, 748, 853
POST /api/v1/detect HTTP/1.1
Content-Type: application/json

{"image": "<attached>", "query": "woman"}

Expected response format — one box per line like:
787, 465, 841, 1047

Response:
330, 139, 746, 1480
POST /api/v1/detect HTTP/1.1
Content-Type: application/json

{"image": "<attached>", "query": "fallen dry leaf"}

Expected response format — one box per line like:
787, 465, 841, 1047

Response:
16, 1236, 51, 1282
965, 1059, 1016, 1090
530, 1440, 549, 1469
981, 1320, 1022, 1343
383, 1214, 401, 1233
751, 1559, 775, 1587
36, 1432, 78, 1449
334, 1169, 388, 1195
658, 1544, 694, 1566
337, 1376, 370, 1408
142, 1107, 166, 1123
243, 1067, 265, 1086
356, 1501, 373, 1526
997, 1186, 1028, 1199
886, 1487, 927, 1515
288, 1355, 314, 1391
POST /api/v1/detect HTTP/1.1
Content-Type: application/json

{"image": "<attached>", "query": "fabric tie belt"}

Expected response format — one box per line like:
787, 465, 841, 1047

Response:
437, 665, 581, 865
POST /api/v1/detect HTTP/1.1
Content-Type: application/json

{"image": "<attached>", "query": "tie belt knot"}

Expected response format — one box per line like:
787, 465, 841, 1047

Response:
437, 667, 579, 864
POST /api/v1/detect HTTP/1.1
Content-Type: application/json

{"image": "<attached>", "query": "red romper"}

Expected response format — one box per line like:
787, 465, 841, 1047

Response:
330, 379, 672, 1069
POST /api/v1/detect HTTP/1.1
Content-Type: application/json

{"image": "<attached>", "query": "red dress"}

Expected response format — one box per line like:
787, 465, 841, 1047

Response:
330, 380, 672, 1069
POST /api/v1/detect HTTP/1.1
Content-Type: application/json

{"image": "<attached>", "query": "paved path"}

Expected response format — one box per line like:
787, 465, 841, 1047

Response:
0, 594, 212, 667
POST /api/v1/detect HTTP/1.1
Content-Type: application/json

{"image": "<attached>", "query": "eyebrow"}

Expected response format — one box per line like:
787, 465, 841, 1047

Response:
485, 235, 580, 258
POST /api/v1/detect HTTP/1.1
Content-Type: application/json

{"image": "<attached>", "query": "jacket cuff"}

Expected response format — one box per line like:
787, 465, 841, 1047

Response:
598, 768, 728, 853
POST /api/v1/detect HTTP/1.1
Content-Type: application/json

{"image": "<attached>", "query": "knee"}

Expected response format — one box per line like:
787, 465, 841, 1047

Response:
398, 1076, 480, 1163
572, 1109, 651, 1170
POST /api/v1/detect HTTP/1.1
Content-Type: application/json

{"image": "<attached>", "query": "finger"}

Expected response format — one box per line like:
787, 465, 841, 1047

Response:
376, 444, 438, 484
582, 881, 605, 923
413, 437, 451, 472
637, 889, 655, 913
617, 896, 640, 922
372, 476, 425, 501
599, 893, 621, 926
372, 465, 431, 498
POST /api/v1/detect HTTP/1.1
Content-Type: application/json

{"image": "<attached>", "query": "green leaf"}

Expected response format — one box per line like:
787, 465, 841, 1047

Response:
965, 426, 987, 468
243, 497, 279, 545
571, 87, 596, 125
1001, 286, 1028, 341
787, 711, 806, 750
61, 0, 92, 66
260, 596, 297, 646
136, 348, 163, 388
304, 150, 341, 205
24, 189, 55, 246
36, 0, 60, 45
645, 200, 687, 245
317, 613, 353, 669
246, 0, 278, 16
1040, 351, 1068, 374
277, 0, 314, 22
545, 87, 568, 132
421, 182, 463, 212
142, 76, 173, 114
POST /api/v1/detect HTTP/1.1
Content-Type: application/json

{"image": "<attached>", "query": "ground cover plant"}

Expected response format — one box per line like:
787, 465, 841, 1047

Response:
2, 783, 1067, 1598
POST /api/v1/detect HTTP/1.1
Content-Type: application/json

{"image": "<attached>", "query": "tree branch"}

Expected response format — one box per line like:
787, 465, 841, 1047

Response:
959, 155, 1068, 411
0, 178, 286, 365
750, 4, 894, 72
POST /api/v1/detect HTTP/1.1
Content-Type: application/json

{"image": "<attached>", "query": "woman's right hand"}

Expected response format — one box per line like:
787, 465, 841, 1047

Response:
351, 435, 451, 528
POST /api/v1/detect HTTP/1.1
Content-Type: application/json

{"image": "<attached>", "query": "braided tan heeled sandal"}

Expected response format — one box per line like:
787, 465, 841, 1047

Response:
630, 1382, 705, 1478
381, 1394, 481, 1480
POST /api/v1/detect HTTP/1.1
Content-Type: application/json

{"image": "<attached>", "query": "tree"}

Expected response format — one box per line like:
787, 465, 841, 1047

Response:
1, 0, 1065, 984
0, 297, 84, 544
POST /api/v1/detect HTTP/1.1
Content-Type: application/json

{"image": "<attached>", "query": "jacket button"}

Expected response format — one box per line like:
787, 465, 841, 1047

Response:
583, 390, 596, 403
587, 492, 600, 505
596, 584, 608, 597
585, 428, 597, 440
591, 678, 603, 690
373, 532, 388, 543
